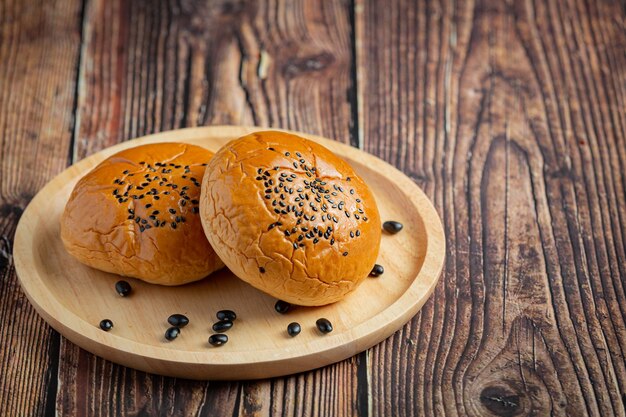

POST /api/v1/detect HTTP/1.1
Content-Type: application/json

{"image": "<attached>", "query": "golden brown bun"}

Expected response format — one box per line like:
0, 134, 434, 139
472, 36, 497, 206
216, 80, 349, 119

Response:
200, 131, 381, 306
61, 142, 224, 285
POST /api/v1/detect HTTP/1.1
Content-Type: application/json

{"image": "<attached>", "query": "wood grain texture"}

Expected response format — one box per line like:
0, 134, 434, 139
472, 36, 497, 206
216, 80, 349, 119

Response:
59, 0, 361, 416
357, 0, 626, 416
0, 0, 83, 416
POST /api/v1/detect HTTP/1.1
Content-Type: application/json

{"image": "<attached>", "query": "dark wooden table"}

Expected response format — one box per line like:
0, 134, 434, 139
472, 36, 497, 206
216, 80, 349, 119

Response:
2, 0, 625, 415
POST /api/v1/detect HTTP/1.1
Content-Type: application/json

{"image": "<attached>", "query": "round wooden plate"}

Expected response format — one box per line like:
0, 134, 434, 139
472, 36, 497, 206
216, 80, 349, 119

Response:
13, 126, 445, 380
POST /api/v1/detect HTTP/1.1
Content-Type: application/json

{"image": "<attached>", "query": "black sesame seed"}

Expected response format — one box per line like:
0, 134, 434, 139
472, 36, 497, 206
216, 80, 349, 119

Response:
383, 220, 403, 234
168, 314, 189, 327
115, 280, 132, 297
287, 322, 301, 337
293, 242, 298, 249
191, 207, 199, 213
343, 251, 349, 256
171, 222, 177, 229
165, 327, 180, 341
275, 300, 291, 314
356, 230, 361, 236
316, 318, 333, 334
208, 334, 228, 347
139, 225, 145, 232
259, 267, 266, 273
212, 320, 233, 333
370, 264, 385, 277
350, 231, 354, 238
216, 310, 237, 321
99, 319, 113, 331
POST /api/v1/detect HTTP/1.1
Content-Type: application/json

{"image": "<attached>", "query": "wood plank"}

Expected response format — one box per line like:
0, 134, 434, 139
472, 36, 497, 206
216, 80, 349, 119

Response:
58, 0, 359, 415
357, 0, 626, 415
0, 0, 84, 415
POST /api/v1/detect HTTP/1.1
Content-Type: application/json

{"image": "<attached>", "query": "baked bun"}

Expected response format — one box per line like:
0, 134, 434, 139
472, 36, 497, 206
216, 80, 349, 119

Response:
61, 142, 223, 285
200, 131, 381, 306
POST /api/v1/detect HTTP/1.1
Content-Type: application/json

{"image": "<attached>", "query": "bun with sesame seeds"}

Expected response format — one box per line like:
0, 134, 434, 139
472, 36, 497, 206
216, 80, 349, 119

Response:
199, 131, 381, 306
60, 142, 224, 285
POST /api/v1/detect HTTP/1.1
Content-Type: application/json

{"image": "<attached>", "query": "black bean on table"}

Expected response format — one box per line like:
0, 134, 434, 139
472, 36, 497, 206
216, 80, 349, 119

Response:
212, 320, 233, 333
209, 334, 228, 347
274, 300, 291, 314
216, 310, 237, 321
287, 322, 301, 337
99, 319, 113, 331
167, 314, 189, 327
382, 220, 403, 234
165, 326, 180, 341
115, 280, 132, 297
316, 318, 333, 334
370, 264, 385, 277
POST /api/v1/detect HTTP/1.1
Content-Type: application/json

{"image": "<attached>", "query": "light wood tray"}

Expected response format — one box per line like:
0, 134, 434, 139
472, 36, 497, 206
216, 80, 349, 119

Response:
13, 126, 445, 380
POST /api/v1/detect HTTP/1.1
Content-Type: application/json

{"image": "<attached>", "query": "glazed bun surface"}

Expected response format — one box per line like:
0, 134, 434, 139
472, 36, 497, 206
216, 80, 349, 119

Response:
200, 131, 381, 306
61, 142, 223, 285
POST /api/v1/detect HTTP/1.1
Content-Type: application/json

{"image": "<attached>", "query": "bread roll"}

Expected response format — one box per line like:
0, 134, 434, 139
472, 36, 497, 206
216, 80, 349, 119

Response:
61, 142, 223, 285
200, 131, 381, 306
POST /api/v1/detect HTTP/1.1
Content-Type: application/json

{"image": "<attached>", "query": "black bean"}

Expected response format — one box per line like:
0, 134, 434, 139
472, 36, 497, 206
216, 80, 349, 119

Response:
383, 220, 403, 234
208, 334, 228, 347
370, 264, 385, 277
165, 327, 180, 341
212, 320, 233, 333
287, 322, 301, 337
274, 300, 291, 314
316, 318, 333, 334
99, 319, 113, 331
168, 314, 189, 328
115, 280, 132, 297
216, 310, 237, 321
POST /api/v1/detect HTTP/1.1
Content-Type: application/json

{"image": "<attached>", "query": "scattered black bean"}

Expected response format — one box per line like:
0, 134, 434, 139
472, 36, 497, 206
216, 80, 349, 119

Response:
370, 264, 385, 277
216, 310, 237, 321
212, 320, 233, 333
316, 318, 333, 334
383, 220, 403, 234
274, 300, 291, 314
287, 322, 301, 337
208, 334, 228, 347
99, 319, 113, 331
115, 280, 132, 297
168, 314, 189, 328
165, 327, 180, 341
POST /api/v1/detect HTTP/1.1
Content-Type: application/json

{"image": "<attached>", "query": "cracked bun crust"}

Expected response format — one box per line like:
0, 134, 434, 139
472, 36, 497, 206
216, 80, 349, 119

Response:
61, 142, 224, 285
200, 131, 381, 306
